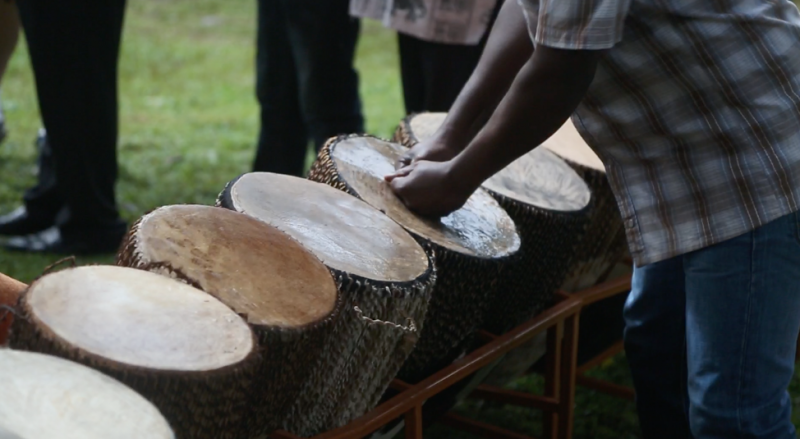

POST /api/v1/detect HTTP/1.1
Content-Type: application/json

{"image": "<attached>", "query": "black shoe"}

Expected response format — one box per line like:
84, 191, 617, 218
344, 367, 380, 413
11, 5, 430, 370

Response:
0, 207, 56, 236
3, 226, 125, 255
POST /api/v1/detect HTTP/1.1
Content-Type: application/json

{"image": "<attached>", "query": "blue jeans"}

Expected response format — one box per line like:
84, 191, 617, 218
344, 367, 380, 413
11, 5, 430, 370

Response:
252, 0, 364, 177
624, 211, 800, 439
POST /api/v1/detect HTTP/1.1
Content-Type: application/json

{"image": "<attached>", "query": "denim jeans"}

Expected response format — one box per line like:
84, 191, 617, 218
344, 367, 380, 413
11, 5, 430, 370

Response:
624, 211, 800, 438
253, 0, 364, 177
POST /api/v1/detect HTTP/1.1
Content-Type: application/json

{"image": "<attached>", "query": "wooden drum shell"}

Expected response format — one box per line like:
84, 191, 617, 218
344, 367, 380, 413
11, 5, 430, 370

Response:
9, 278, 261, 439
118, 215, 345, 438
216, 176, 435, 436
309, 136, 517, 384
479, 189, 590, 334
550, 158, 628, 292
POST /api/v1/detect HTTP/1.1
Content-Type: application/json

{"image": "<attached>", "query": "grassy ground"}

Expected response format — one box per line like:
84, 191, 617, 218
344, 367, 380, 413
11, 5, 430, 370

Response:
2, 1, 800, 438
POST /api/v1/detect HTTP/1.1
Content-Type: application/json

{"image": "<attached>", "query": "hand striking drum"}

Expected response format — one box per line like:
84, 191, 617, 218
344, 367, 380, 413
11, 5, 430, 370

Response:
117, 204, 343, 437
0, 349, 175, 439
396, 113, 593, 333
216, 174, 434, 436
308, 134, 521, 384
397, 112, 627, 294
8, 266, 259, 439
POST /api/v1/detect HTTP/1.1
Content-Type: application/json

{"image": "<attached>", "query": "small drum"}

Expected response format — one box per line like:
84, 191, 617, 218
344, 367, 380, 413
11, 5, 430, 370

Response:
393, 114, 592, 333
216, 174, 434, 435
117, 204, 343, 437
396, 112, 627, 293
9, 266, 260, 439
0, 273, 25, 345
1, 349, 175, 439
308, 135, 521, 383
536, 120, 628, 292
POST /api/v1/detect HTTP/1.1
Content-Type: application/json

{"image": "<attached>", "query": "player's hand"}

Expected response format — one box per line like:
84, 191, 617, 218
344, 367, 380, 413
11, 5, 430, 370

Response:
385, 160, 476, 218
395, 134, 463, 169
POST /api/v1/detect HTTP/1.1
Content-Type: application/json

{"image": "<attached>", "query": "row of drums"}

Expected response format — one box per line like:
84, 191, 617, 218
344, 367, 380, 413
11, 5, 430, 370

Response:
1, 113, 628, 439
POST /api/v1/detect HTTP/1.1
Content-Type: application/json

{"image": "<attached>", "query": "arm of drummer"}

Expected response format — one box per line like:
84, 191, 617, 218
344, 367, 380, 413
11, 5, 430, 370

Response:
386, 47, 604, 217
387, 0, 631, 218
397, 0, 533, 165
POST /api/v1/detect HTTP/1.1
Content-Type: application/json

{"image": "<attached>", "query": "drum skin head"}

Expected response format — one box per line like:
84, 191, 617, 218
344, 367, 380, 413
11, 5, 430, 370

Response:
226, 173, 430, 283
330, 136, 520, 259
23, 265, 254, 372
0, 349, 175, 439
129, 205, 339, 328
482, 147, 590, 212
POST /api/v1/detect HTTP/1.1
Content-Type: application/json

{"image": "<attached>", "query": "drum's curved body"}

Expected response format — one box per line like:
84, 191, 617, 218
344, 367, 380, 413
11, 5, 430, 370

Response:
9, 266, 259, 439
216, 175, 434, 436
536, 120, 628, 292
394, 114, 593, 333
0, 349, 175, 439
308, 135, 521, 384
117, 205, 343, 437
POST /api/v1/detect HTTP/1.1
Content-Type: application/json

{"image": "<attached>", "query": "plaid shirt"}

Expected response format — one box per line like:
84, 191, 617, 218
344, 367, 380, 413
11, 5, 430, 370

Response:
350, 0, 498, 45
519, 0, 800, 266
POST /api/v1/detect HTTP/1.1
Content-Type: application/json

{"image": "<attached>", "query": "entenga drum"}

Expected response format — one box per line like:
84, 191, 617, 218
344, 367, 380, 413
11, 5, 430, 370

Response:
117, 204, 344, 437
308, 134, 521, 384
215, 174, 434, 436
10, 265, 260, 439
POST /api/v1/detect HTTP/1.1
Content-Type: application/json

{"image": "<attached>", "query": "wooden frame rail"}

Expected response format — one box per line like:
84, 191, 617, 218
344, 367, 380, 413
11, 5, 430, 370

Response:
270, 293, 583, 439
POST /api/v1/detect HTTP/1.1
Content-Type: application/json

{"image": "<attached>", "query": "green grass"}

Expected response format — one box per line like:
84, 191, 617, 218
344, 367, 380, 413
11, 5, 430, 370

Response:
2, 2, 800, 438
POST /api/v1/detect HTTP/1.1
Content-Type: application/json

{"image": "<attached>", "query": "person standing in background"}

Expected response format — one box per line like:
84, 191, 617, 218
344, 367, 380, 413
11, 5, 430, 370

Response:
350, 0, 500, 114
252, 0, 364, 177
0, 0, 20, 144
0, 0, 128, 255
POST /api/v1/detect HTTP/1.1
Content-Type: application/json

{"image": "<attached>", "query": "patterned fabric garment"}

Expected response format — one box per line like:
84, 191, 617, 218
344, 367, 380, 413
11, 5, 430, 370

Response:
350, 0, 497, 44
518, 0, 800, 266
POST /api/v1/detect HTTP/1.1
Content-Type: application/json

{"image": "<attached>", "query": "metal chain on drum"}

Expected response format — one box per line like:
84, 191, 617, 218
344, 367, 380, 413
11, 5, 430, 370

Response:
353, 306, 417, 333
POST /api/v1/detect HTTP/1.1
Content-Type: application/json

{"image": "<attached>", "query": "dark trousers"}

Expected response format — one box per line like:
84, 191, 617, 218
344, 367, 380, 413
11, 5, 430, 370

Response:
253, 0, 364, 177
16, 0, 127, 238
397, 1, 501, 114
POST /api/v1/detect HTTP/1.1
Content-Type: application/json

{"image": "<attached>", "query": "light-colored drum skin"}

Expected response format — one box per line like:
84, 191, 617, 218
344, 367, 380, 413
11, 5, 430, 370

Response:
117, 204, 342, 437
0, 349, 175, 439
216, 175, 434, 436
309, 134, 521, 384
9, 265, 260, 439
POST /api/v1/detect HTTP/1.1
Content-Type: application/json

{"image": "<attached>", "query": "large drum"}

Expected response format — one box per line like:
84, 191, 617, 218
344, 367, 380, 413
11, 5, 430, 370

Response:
9, 266, 259, 439
308, 135, 521, 383
393, 115, 593, 333
117, 204, 344, 437
0, 349, 175, 439
216, 174, 434, 435
397, 112, 628, 293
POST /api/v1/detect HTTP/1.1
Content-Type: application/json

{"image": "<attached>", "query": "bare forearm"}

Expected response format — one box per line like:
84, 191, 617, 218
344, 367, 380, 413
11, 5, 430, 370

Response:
437, 0, 533, 146
450, 47, 603, 189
